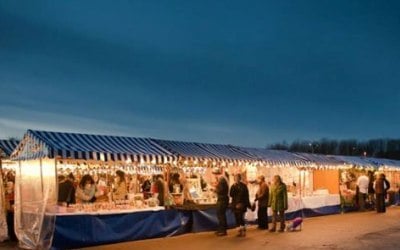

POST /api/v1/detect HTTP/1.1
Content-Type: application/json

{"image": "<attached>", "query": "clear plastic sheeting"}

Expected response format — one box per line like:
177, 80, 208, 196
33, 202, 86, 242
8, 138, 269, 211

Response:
0, 174, 9, 242
15, 159, 56, 249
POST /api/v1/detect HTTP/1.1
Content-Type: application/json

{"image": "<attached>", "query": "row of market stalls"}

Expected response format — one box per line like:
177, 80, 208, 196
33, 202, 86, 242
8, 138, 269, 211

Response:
2, 130, 400, 249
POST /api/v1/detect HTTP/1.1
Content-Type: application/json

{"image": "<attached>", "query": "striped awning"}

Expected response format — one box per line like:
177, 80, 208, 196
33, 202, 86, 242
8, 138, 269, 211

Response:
11, 130, 176, 163
330, 155, 378, 169
0, 139, 20, 158
239, 147, 311, 166
152, 139, 257, 163
296, 153, 344, 166
363, 157, 400, 169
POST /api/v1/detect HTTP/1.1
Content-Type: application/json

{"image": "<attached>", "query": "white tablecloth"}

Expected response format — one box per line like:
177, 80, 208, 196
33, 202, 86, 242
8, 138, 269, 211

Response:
49, 206, 165, 216
245, 194, 340, 221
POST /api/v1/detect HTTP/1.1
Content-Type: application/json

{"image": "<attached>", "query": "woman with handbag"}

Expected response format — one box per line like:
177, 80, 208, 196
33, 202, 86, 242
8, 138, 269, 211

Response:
230, 174, 251, 237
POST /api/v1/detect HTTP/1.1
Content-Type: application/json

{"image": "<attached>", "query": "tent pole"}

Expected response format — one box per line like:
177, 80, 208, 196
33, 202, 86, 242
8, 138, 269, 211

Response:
40, 159, 44, 195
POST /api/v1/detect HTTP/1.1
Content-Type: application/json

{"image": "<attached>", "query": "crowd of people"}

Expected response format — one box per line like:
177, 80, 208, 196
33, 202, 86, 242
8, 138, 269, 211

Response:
56, 169, 205, 208
213, 173, 289, 237
356, 171, 399, 213
214, 170, 400, 238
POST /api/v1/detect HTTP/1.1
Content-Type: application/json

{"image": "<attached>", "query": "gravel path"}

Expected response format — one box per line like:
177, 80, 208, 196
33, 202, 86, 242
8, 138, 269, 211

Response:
1, 207, 399, 249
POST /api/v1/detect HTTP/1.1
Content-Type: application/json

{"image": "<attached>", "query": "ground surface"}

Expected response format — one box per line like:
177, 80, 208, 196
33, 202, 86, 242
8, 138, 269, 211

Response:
1, 207, 399, 249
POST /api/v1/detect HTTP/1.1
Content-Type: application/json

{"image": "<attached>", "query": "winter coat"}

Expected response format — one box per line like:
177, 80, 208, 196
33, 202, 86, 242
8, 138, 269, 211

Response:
268, 182, 288, 211
255, 181, 269, 207
230, 182, 251, 212
216, 177, 229, 202
113, 181, 127, 200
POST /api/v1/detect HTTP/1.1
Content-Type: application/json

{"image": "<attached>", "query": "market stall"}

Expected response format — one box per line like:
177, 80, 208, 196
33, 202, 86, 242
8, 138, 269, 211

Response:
238, 148, 345, 219
10, 130, 178, 249
363, 157, 400, 205
151, 139, 258, 232
0, 139, 19, 242
330, 155, 378, 210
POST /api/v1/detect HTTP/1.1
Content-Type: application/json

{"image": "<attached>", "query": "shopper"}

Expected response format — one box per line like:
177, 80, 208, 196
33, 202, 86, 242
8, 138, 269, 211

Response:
76, 174, 103, 203
254, 175, 269, 229
367, 171, 375, 210
374, 173, 389, 213
169, 173, 183, 193
215, 175, 229, 236
356, 172, 369, 211
230, 174, 251, 237
269, 175, 288, 232
112, 170, 127, 201
5, 180, 17, 241
155, 174, 165, 206
58, 173, 76, 205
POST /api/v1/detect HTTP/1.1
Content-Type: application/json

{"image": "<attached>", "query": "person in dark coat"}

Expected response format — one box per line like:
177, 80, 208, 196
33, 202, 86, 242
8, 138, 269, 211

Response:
230, 174, 251, 237
214, 175, 229, 236
5, 180, 17, 241
374, 173, 390, 213
155, 175, 165, 206
58, 173, 76, 205
254, 175, 269, 229
367, 171, 375, 210
374, 173, 385, 213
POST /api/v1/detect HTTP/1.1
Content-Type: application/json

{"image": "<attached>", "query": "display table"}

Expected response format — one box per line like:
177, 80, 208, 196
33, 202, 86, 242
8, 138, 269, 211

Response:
52, 205, 235, 249
52, 195, 341, 249
52, 206, 165, 216
245, 194, 341, 222
301, 194, 341, 217
52, 208, 192, 249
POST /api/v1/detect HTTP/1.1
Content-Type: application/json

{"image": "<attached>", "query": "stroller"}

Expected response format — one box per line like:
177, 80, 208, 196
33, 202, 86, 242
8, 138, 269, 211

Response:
286, 217, 303, 232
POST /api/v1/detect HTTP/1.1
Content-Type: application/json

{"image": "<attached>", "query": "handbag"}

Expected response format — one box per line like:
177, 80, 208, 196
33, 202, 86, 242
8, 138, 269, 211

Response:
235, 202, 244, 211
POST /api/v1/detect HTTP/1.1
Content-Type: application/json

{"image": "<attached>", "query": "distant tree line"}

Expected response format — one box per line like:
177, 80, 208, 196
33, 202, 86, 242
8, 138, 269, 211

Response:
268, 138, 400, 160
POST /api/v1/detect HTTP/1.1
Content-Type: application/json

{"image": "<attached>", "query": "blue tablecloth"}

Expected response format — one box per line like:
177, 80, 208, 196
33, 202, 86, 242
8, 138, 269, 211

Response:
52, 209, 191, 249
191, 208, 236, 232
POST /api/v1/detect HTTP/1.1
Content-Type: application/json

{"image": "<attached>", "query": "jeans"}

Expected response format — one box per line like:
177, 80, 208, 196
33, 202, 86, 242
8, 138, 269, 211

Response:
358, 193, 367, 211
216, 200, 228, 232
271, 209, 285, 230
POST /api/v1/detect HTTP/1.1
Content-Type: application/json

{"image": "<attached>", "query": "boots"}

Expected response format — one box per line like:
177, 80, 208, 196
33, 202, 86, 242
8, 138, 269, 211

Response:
237, 226, 246, 237
269, 223, 276, 232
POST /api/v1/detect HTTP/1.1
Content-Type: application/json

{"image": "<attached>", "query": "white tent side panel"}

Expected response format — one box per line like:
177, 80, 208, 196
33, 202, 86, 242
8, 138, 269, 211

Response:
15, 159, 56, 250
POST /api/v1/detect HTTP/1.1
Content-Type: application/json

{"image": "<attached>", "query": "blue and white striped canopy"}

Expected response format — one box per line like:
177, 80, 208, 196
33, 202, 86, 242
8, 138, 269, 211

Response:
11, 130, 176, 163
296, 153, 344, 166
0, 139, 19, 158
152, 139, 257, 162
364, 157, 400, 169
330, 155, 378, 168
239, 147, 311, 166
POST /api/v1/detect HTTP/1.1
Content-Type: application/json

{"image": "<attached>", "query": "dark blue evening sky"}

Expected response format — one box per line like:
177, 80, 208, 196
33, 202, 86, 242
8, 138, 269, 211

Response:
1, 1, 400, 146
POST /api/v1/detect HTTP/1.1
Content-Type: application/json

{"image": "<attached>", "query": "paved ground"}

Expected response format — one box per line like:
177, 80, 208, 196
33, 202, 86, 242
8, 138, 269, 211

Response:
1, 207, 399, 249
